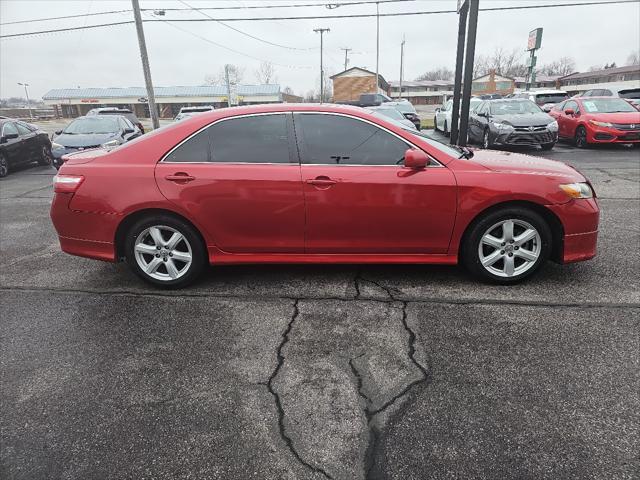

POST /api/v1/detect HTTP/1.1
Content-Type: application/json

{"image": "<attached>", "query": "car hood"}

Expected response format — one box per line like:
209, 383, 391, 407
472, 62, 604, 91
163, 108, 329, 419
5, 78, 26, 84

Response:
583, 111, 640, 123
467, 149, 585, 180
55, 132, 119, 147
491, 112, 554, 127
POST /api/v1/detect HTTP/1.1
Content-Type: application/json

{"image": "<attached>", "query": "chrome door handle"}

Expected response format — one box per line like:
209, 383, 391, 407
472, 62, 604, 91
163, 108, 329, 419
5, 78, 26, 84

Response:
306, 178, 337, 187
165, 173, 195, 182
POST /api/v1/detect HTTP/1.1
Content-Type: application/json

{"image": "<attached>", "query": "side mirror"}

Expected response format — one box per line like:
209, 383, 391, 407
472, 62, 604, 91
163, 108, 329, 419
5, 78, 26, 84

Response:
542, 106, 552, 113
55, 130, 62, 135
564, 108, 575, 115
435, 107, 441, 113
123, 128, 135, 134
403, 149, 429, 169
1, 133, 19, 143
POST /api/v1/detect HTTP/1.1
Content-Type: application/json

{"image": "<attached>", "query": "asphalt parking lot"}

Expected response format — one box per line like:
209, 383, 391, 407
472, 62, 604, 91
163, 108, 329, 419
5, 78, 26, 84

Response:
1, 134, 639, 479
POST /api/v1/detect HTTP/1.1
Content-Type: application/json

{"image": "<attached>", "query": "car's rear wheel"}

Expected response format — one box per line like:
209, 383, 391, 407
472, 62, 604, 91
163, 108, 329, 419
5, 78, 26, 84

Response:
462, 207, 551, 284
0, 154, 8, 178
574, 126, 588, 148
443, 121, 449, 137
38, 145, 53, 166
125, 215, 206, 288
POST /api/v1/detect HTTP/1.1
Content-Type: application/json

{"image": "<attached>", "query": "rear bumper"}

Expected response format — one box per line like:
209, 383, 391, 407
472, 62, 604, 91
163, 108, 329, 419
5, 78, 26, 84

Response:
547, 198, 600, 264
58, 236, 116, 262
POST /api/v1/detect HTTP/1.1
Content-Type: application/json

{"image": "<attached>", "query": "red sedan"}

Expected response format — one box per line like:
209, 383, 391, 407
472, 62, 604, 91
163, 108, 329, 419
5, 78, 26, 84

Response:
549, 96, 640, 147
51, 104, 599, 287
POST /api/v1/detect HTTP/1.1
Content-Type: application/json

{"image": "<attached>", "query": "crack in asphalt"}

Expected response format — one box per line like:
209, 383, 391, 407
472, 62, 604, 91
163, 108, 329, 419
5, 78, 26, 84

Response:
595, 168, 640, 183
266, 299, 334, 480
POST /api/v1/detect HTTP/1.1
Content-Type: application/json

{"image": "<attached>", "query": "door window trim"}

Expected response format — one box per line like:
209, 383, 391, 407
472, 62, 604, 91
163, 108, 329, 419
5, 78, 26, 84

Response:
160, 112, 298, 165
292, 111, 443, 167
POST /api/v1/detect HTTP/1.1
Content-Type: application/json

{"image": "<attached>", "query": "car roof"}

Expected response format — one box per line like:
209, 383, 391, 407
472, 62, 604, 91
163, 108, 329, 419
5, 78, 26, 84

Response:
527, 90, 568, 95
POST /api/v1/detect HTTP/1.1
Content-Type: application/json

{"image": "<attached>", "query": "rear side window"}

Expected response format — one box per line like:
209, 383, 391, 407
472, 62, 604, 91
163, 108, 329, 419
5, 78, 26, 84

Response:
15, 123, 32, 135
295, 113, 408, 166
164, 113, 291, 164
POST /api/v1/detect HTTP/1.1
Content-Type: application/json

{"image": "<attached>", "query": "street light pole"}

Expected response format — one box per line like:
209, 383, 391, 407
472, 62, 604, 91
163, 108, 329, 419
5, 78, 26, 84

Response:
458, 0, 479, 147
17, 82, 32, 119
375, 1, 380, 94
399, 36, 405, 99
314, 28, 330, 103
131, 0, 160, 130
341, 47, 352, 72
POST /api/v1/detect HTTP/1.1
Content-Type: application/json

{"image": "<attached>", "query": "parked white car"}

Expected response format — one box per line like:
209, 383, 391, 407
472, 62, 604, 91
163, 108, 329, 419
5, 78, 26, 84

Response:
511, 90, 569, 112
174, 105, 215, 121
434, 97, 481, 136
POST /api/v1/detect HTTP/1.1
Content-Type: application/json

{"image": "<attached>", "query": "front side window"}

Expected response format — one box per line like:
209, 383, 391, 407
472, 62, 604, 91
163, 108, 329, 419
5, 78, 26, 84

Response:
296, 114, 408, 166
15, 123, 32, 136
2, 122, 19, 137
564, 100, 579, 113
164, 114, 291, 164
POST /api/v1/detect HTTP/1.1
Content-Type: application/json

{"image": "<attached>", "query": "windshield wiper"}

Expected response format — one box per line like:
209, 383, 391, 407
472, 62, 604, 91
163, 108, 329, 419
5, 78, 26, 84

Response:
449, 144, 474, 159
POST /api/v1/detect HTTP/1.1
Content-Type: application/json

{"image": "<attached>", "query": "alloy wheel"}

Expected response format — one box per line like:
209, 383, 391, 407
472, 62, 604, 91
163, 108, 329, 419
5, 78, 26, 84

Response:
483, 130, 490, 149
478, 219, 541, 278
0, 155, 7, 178
40, 146, 52, 165
134, 225, 193, 281
575, 127, 587, 148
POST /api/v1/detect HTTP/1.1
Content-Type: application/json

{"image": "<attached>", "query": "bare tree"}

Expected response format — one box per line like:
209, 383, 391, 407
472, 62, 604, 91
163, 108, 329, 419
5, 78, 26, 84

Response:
473, 47, 527, 78
304, 89, 318, 102
415, 67, 454, 81
539, 56, 576, 77
255, 61, 277, 84
627, 50, 640, 65
204, 64, 245, 86
282, 86, 294, 95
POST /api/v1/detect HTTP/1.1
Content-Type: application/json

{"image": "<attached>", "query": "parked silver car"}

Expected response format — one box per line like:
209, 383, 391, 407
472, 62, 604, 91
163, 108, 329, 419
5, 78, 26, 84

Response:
366, 105, 417, 130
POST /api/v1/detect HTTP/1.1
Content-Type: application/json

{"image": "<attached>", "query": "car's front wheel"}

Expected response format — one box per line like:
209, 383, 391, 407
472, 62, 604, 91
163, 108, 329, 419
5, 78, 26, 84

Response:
433, 117, 439, 132
462, 207, 551, 284
574, 126, 588, 148
0, 154, 8, 178
125, 215, 206, 288
38, 145, 53, 166
482, 129, 492, 149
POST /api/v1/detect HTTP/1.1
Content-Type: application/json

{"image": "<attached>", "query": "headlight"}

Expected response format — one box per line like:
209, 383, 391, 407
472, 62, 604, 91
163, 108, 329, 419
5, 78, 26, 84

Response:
547, 120, 558, 132
560, 182, 593, 199
101, 139, 120, 148
493, 122, 514, 131
588, 120, 612, 128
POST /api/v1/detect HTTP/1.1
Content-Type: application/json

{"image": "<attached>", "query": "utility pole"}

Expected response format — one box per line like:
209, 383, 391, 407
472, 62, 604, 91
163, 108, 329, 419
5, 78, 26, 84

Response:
450, 0, 468, 145
399, 36, 405, 99
132, 0, 159, 130
314, 28, 330, 103
375, 1, 380, 94
341, 47, 352, 71
17, 82, 32, 118
458, 0, 479, 147
225, 65, 232, 108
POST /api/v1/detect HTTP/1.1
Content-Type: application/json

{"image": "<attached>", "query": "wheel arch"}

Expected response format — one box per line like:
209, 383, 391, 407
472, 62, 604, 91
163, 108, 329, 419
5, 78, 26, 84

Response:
458, 200, 564, 263
114, 208, 208, 261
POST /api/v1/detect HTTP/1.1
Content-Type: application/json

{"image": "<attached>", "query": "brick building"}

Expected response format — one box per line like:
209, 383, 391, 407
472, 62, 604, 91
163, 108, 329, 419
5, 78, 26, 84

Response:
471, 70, 515, 96
330, 67, 390, 102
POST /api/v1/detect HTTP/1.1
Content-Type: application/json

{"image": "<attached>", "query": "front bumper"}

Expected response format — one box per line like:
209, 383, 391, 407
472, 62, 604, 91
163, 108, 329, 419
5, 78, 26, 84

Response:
493, 129, 558, 146
547, 198, 600, 264
587, 126, 640, 143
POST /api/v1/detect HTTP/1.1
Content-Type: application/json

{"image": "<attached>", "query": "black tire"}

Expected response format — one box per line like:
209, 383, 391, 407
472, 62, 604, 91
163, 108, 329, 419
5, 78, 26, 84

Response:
540, 142, 555, 151
443, 121, 450, 137
37, 145, 53, 166
482, 128, 492, 149
461, 207, 552, 284
124, 214, 206, 288
0, 154, 8, 178
574, 126, 588, 148
433, 117, 439, 132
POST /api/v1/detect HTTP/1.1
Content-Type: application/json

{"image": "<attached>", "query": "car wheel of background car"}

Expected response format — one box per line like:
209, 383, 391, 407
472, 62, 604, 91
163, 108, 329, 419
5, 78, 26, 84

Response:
0, 154, 8, 178
443, 121, 449, 137
124, 214, 206, 288
462, 207, 551, 284
540, 142, 555, 151
433, 117, 439, 132
574, 126, 588, 148
482, 129, 492, 149
37, 145, 53, 166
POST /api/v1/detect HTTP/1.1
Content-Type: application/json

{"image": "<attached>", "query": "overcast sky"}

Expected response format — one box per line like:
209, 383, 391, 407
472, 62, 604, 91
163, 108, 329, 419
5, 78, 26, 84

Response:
1, 0, 639, 100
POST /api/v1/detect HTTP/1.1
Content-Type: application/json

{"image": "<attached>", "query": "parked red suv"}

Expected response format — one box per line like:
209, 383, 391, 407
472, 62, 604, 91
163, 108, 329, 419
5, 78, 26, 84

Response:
51, 104, 599, 287
549, 97, 640, 147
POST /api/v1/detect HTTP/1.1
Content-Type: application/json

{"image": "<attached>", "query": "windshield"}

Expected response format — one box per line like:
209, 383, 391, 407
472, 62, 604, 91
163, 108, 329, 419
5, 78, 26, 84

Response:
490, 100, 542, 115
63, 117, 120, 134
401, 127, 465, 158
372, 108, 406, 121
534, 93, 568, 104
618, 88, 640, 99
394, 102, 416, 114
581, 98, 637, 113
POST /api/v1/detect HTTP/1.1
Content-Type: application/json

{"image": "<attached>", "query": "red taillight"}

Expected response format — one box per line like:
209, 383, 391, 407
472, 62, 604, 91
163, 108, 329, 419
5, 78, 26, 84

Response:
53, 174, 84, 193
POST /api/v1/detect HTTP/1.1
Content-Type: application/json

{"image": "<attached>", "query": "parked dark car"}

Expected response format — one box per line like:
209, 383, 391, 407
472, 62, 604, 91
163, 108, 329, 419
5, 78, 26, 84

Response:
337, 93, 393, 107
393, 100, 421, 130
0, 119, 52, 177
87, 107, 145, 134
468, 99, 558, 150
51, 115, 141, 169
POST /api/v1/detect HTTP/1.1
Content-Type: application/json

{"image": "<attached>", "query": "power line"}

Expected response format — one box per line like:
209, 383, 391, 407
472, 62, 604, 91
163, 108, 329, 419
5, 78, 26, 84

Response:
2, 1, 637, 39
0, 8, 130, 26
177, 0, 316, 51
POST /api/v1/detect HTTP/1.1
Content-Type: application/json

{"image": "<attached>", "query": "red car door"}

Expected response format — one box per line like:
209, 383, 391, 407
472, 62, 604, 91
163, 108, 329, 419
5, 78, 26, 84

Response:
293, 113, 457, 254
558, 99, 581, 138
155, 113, 305, 253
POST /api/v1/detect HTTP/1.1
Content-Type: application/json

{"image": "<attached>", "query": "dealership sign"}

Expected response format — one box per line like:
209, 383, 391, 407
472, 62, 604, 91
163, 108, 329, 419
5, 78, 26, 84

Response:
527, 28, 543, 51
80, 99, 99, 103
